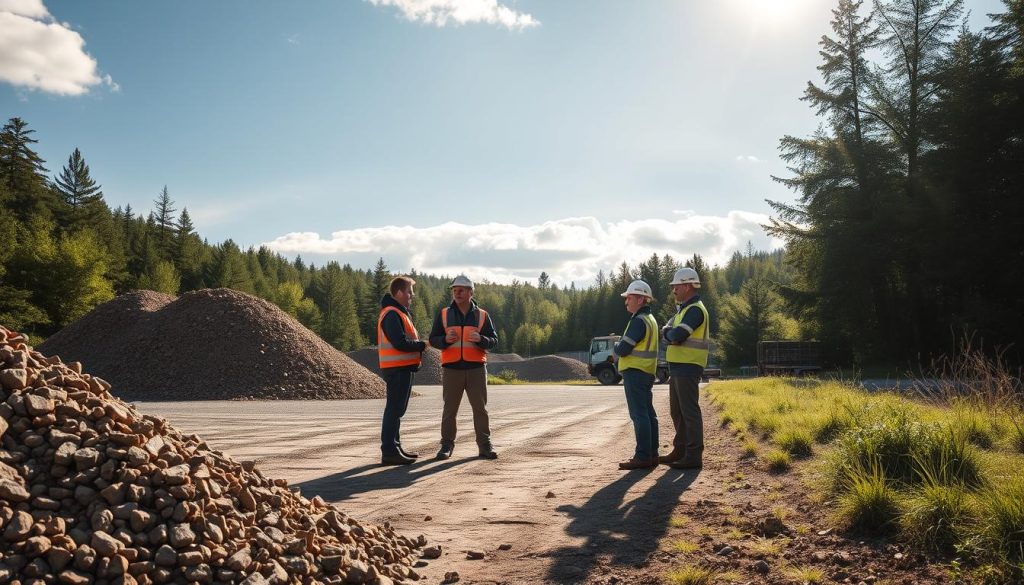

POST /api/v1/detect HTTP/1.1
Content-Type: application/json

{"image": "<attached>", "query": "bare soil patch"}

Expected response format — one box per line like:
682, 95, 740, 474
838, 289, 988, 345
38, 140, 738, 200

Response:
38, 289, 383, 400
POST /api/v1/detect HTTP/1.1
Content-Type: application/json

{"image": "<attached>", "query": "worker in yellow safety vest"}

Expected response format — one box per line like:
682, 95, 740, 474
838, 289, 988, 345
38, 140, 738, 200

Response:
659, 267, 710, 469
613, 279, 661, 470
377, 276, 428, 465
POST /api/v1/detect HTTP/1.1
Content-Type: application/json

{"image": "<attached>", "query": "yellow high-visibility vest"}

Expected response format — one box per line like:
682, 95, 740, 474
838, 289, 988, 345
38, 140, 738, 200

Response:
618, 312, 659, 375
665, 300, 710, 367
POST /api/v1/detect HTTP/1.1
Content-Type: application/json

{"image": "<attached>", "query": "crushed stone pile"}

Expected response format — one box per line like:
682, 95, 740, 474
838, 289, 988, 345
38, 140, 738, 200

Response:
0, 325, 425, 584
488, 356, 590, 382
486, 353, 524, 363
346, 348, 443, 385
38, 289, 384, 401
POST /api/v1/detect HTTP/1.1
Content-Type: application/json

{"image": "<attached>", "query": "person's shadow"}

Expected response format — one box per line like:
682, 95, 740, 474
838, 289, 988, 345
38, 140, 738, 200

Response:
546, 468, 700, 583
295, 457, 474, 502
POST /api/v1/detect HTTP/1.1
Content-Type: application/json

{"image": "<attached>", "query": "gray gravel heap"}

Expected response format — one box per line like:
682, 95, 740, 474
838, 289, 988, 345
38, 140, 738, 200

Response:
346, 348, 443, 386
0, 324, 425, 584
38, 289, 384, 401
488, 356, 590, 382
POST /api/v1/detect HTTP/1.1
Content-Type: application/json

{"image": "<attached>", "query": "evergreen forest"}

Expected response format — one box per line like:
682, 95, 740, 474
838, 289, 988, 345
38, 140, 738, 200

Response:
1, 0, 1021, 368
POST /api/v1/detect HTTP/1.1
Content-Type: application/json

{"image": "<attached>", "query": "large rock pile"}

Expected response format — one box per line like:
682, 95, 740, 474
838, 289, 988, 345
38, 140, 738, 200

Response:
345, 349, 443, 386
0, 325, 424, 584
38, 289, 384, 401
488, 356, 590, 382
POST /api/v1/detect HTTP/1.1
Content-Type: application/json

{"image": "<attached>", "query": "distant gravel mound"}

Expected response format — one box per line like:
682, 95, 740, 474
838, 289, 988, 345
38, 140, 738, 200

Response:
490, 355, 590, 382
38, 288, 384, 400
488, 353, 525, 363
347, 347, 443, 385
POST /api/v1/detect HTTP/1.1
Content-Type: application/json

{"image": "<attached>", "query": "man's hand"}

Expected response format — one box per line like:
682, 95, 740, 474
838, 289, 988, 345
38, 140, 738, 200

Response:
465, 330, 481, 343
445, 329, 459, 343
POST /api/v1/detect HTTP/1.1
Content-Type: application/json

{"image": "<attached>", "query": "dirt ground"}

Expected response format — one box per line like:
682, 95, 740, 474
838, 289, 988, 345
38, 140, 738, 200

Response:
138, 384, 952, 584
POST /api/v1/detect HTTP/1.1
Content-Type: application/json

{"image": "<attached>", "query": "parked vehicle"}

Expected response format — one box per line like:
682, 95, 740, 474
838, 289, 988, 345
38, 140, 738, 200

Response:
756, 341, 822, 376
587, 335, 670, 385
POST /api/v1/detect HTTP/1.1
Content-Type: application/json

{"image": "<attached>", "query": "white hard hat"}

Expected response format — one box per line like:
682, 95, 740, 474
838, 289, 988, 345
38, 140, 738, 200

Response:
670, 267, 701, 288
620, 279, 654, 299
450, 275, 474, 289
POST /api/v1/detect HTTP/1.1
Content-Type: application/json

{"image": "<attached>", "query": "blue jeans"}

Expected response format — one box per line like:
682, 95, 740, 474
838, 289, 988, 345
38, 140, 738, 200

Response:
621, 368, 658, 460
381, 368, 414, 455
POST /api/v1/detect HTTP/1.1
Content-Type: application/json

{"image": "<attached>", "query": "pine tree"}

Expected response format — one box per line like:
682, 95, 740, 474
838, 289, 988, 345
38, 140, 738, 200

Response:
0, 118, 58, 222
153, 186, 176, 260
54, 148, 107, 232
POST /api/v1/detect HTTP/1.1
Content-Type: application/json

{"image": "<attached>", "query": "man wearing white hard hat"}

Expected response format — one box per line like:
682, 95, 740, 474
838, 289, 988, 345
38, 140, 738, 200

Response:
659, 267, 710, 469
428, 275, 500, 460
612, 279, 661, 470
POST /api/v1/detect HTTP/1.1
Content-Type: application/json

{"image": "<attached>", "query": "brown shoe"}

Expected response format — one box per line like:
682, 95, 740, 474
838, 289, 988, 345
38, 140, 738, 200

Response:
618, 458, 655, 470
658, 451, 682, 465
669, 458, 702, 470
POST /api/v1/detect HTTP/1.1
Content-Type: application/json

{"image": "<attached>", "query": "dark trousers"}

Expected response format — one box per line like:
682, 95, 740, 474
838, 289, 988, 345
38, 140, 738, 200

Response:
669, 373, 704, 458
381, 368, 414, 455
622, 368, 659, 460
440, 367, 491, 448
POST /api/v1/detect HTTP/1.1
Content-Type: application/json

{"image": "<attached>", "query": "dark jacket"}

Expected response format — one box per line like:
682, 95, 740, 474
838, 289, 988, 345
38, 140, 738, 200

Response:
379, 294, 426, 372
429, 299, 498, 370
614, 305, 654, 357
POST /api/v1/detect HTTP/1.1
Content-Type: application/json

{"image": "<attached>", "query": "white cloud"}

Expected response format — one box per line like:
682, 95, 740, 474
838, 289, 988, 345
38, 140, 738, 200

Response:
262, 212, 784, 287
735, 155, 760, 162
367, 0, 539, 30
0, 0, 115, 95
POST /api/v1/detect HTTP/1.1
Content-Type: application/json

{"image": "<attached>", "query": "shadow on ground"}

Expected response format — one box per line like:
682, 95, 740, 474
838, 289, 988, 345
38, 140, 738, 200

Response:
546, 467, 700, 583
294, 457, 475, 501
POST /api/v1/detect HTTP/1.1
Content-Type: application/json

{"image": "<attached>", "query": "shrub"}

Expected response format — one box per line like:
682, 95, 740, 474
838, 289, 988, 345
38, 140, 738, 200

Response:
497, 368, 518, 383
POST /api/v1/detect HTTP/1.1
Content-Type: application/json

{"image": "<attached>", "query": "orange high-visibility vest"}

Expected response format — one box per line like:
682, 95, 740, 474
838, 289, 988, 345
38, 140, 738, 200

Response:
440, 307, 489, 365
378, 306, 422, 369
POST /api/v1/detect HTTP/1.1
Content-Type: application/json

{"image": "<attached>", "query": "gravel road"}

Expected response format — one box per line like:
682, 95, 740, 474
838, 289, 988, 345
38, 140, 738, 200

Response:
137, 384, 712, 584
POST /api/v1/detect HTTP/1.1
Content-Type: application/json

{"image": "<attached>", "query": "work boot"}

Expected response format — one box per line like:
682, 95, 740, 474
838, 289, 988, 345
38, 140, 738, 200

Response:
381, 453, 415, 466
478, 445, 498, 460
618, 458, 655, 470
397, 445, 419, 459
436, 444, 454, 460
669, 458, 702, 470
658, 450, 683, 465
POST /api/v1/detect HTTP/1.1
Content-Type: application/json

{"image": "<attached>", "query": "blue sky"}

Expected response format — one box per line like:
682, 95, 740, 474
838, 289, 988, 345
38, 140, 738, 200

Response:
0, 0, 1007, 285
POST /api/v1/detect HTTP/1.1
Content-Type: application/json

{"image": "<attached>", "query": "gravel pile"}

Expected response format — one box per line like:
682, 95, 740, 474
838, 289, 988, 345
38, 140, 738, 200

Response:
346, 348, 443, 385
486, 354, 524, 363
38, 289, 384, 401
489, 356, 590, 382
0, 325, 425, 584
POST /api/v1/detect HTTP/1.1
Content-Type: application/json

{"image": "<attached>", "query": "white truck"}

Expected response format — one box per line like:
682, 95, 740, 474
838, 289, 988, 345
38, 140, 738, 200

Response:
587, 335, 670, 385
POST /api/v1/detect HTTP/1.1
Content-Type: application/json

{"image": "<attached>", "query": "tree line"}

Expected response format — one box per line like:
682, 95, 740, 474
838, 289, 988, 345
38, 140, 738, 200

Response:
769, 0, 1024, 366
0, 115, 797, 365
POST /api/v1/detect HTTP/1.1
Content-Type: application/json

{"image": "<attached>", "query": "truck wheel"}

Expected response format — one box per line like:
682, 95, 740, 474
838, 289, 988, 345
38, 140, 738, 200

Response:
596, 367, 619, 386
656, 369, 669, 384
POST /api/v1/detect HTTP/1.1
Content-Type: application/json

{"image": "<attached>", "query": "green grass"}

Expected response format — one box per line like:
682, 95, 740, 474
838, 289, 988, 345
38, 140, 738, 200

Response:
765, 449, 791, 473
706, 377, 1024, 575
664, 566, 716, 585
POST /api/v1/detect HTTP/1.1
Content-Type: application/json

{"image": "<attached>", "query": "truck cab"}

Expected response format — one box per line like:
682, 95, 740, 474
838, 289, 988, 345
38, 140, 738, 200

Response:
587, 335, 670, 385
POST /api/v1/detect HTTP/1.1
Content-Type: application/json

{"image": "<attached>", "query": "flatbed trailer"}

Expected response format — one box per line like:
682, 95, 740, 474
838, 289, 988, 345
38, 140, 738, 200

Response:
757, 340, 821, 376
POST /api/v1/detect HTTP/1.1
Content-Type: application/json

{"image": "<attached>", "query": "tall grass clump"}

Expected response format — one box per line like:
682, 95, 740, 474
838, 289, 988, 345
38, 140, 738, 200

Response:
901, 478, 974, 553
828, 402, 980, 490
812, 406, 853, 443
979, 478, 1024, 569
665, 565, 715, 585
775, 428, 813, 458
835, 460, 900, 533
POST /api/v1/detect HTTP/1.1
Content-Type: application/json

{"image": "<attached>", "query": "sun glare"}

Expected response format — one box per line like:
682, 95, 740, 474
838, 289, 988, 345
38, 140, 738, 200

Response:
726, 0, 814, 28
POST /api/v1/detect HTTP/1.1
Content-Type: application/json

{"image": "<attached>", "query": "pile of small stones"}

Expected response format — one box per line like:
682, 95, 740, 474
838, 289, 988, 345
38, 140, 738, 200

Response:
0, 325, 424, 584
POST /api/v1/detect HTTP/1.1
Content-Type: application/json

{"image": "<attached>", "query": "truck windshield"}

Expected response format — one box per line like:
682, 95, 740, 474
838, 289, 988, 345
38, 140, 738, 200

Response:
591, 339, 612, 353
